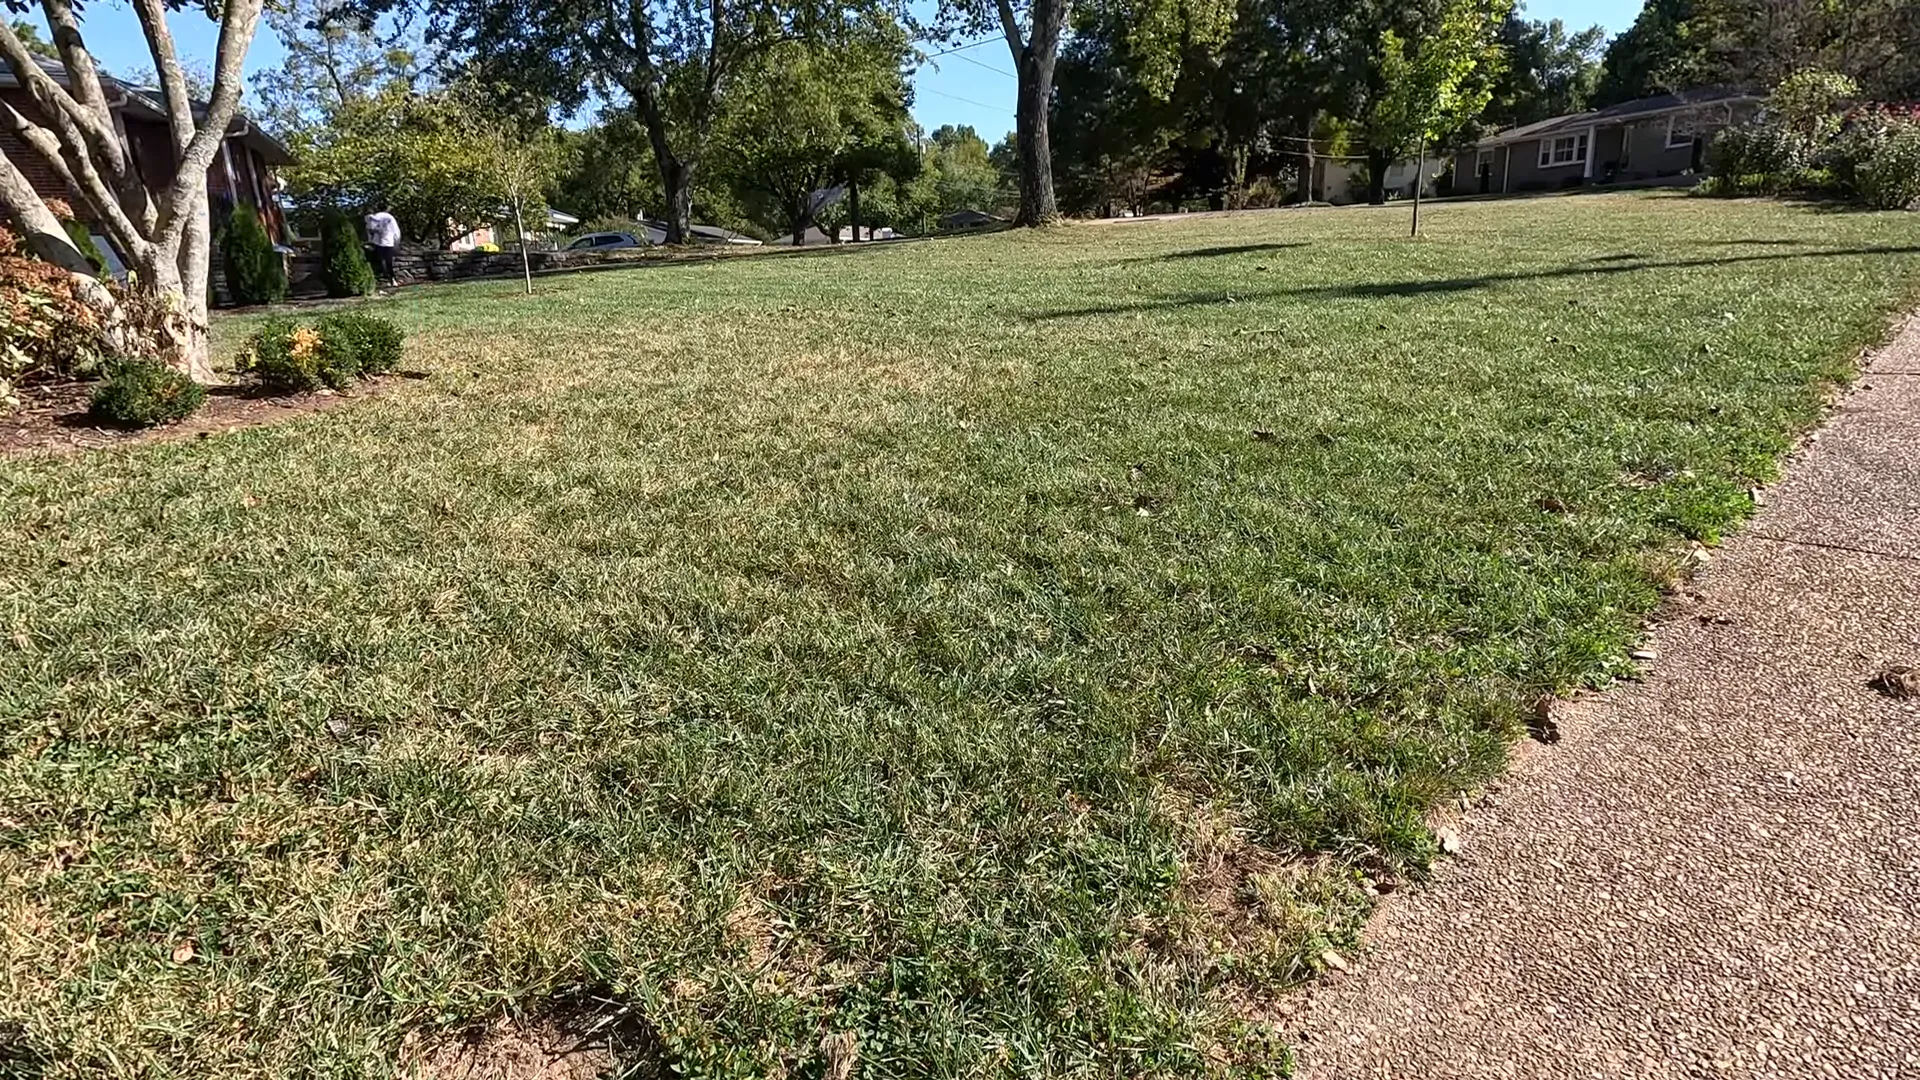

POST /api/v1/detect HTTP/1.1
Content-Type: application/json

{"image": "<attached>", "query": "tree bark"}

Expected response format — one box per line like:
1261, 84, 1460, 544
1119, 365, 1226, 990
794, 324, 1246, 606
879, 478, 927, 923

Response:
1012, 56, 1060, 225
1366, 149, 1391, 205
630, 78, 694, 243
848, 179, 860, 241
0, 152, 92, 272
1000, 0, 1065, 226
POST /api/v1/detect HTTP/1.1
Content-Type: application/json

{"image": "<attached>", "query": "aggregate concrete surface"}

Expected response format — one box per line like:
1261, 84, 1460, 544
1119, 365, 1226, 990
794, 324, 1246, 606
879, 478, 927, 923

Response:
1291, 317, 1920, 1079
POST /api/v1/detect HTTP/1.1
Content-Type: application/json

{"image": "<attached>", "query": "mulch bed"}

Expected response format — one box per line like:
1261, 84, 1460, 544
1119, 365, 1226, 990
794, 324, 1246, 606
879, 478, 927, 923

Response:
2, 375, 402, 457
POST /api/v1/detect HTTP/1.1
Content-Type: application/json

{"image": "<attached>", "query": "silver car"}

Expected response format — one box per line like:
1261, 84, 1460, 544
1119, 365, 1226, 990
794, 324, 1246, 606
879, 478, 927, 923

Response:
565, 230, 656, 251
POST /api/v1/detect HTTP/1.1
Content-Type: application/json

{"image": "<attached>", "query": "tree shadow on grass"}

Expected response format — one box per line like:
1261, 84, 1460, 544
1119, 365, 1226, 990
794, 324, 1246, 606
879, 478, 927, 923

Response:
1133, 241, 1311, 262
1027, 244, 1920, 320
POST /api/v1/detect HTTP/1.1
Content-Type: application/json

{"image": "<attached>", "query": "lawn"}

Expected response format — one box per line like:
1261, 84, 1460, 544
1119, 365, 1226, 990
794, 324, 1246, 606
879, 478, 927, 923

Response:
4, 191, 1918, 1078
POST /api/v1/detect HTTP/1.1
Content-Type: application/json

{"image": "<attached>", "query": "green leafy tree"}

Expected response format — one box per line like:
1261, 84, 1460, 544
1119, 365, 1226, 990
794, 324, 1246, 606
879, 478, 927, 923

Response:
1486, 15, 1606, 129
710, 32, 914, 244
1767, 69, 1857, 146
1354, 0, 1511, 207
249, 0, 422, 143
1593, 0, 1704, 105
934, 0, 1232, 226
221, 203, 287, 305
319, 208, 375, 297
551, 114, 665, 223
349, 0, 902, 244
925, 124, 1005, 216
281, 83, 514, 245
7, 19, 58, 59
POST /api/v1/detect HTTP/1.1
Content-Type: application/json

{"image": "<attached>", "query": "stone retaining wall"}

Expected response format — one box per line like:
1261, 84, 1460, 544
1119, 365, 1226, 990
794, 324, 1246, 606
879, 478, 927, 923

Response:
213, 244, 608, 304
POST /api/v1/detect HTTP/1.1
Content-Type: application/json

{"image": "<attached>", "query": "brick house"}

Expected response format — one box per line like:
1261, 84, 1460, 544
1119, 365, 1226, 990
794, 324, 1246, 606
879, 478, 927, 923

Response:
1, 54, 292, 253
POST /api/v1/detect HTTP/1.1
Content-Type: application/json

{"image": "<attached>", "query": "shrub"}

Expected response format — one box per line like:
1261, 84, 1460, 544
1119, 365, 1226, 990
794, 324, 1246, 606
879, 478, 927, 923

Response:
238, 312, 406, 392
1707, 121, 1816, 182
221, 203, 286, 305
317, 310, 405, 375
1, 231, 106, 405
89, 356, 205, 427
238, 316, 323, 391
320, 209, 376, 298
1857, 122, 1920, 210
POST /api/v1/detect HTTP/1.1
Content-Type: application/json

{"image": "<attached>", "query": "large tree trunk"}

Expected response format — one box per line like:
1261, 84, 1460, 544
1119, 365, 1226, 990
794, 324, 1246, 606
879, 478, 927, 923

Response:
660, 158, 695, 243
848, 179, 860, 241
135, 246, 215, 382
632, 81, 695, 243
1366, 149, 1391, 205
1002, 0, 1066, 227
1012, 57, 1059, 225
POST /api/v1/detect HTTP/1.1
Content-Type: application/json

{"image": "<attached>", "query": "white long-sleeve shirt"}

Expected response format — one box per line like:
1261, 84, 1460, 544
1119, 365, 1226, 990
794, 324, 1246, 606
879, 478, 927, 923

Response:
365, 211, 400, 247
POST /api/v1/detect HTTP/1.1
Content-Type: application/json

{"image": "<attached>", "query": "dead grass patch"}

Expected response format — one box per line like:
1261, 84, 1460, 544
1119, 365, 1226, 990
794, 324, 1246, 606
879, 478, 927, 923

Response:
400, 1014, 620, 1080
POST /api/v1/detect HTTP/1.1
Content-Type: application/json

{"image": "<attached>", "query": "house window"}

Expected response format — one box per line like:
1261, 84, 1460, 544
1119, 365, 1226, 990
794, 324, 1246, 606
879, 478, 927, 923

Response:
1539, 133, 1588, 168
1667, 115, 1697, 148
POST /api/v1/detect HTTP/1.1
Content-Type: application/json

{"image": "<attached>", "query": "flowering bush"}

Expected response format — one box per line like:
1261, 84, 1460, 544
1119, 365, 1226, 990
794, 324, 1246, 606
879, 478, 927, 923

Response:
237, 317, 325, 391
0, 226, 107, 408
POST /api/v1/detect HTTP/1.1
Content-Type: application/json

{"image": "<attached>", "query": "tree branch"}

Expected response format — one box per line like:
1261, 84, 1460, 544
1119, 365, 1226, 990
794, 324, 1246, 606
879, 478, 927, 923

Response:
0, 87, 149, 257
0, 19, 129, 183
155, 0, 265, 249
40, 0, 112, 129
994, 0, 1026, 59
131, 0, 196, 153
0, 146, 92, 273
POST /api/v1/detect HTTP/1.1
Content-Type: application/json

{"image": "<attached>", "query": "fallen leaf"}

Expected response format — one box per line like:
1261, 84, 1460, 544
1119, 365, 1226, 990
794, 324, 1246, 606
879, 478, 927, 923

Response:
821, 1031, 859, 1080
1319, 948, 1350, 972
172, 940, 196, 964
1527, 697, 1561, 744
1869, 665, 1919, 700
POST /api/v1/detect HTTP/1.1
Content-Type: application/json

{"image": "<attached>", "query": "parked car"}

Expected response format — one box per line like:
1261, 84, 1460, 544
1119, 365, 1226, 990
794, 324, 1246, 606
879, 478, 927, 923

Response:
565, 231, 653, 252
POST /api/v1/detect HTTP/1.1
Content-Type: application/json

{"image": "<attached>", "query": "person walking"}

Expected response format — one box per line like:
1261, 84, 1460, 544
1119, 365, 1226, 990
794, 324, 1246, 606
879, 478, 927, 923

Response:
364, 204, 401, 288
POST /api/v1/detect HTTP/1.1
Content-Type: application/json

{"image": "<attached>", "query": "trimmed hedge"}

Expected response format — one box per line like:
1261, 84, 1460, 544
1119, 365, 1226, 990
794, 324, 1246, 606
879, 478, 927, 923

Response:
239, 311, 405, 392
89, 357, 206, 427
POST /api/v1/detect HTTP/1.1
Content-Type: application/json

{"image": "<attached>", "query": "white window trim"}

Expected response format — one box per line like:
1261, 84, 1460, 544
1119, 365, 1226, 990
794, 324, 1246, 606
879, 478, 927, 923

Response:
1538, 133, 1588, 168
1666, 115, 1696, 149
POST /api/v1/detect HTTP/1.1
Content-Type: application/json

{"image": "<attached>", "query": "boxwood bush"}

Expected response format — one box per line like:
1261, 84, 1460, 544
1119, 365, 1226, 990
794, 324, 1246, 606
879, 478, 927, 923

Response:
89, 357, 205, 427
239, 312, 405, 392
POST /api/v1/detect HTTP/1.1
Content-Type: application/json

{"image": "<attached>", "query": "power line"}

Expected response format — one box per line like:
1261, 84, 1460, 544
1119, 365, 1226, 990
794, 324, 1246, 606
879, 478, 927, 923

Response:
918, 86, 1007, 112
924, 37, 1001, 58
942, 50, 1017, 79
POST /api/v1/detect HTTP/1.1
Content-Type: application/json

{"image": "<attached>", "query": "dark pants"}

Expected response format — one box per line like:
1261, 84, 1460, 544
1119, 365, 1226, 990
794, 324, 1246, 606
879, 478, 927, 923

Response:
370, 245, 397, 283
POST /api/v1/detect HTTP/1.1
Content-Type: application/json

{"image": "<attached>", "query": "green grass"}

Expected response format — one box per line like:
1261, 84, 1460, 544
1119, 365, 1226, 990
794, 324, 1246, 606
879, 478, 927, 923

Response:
4, 192, 1918, 1078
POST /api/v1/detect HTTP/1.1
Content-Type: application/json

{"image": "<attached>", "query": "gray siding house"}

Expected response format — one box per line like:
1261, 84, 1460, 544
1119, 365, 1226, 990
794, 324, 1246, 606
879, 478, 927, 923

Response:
1464, 88, 1763, 195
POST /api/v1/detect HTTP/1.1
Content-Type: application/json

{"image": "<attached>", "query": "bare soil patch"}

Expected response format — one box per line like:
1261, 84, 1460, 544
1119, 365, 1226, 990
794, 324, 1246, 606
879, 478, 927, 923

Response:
1, 374, 412, 456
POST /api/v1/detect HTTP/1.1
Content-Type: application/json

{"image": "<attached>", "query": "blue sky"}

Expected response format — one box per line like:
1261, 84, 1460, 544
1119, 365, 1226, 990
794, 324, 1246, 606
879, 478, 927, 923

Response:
55, 0, 1643, 144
